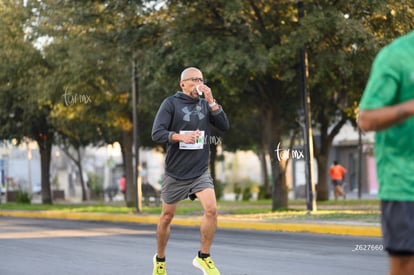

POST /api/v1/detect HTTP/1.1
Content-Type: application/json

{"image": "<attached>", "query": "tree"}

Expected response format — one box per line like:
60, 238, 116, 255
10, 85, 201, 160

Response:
4, 0, 413, 208
29, 0, 166, 207
138, 0, 301, 210
0, 0, 55, 203
282, 0, 414, 200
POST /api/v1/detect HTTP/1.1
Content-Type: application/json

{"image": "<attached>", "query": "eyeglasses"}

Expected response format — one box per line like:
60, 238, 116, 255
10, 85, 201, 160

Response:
182, 77, 205, 83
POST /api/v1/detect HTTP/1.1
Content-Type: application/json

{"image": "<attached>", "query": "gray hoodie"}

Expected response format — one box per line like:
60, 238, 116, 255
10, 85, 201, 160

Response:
152, 92, 230, 180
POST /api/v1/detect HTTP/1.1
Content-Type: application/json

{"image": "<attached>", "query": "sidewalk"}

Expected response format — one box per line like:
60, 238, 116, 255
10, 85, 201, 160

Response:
0, 208, 382, 238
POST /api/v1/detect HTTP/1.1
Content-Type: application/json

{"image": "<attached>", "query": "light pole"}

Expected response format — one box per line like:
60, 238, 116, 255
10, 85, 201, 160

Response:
298, 0, 317, 213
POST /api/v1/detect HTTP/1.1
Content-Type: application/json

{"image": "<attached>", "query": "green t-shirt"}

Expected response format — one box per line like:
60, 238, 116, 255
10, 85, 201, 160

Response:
359, 30, 414, 201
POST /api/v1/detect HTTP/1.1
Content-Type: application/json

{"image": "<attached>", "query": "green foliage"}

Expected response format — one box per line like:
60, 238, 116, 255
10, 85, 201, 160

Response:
231, 177, 260, 201
258, 185, 271, 200
242, 186, 252, 201
233, 184, 242, 201
0, 1, 48, 142
214, 180, 225, 201
16, 190, 31, 204
87, 172, 103, 199
1, 0, 414, 208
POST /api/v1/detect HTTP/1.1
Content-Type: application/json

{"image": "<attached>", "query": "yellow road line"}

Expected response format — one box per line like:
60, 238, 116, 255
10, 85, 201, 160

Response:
0, 210, 381, 237
217, 220, 382, 237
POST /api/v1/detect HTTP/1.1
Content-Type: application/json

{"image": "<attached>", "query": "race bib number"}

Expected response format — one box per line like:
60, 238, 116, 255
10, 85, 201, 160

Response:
179, 130, 204, 150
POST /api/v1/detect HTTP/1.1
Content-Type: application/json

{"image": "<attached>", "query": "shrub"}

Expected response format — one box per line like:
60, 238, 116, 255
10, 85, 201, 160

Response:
87, 172, 103, 200
233, 184, 242, 201
16, 190, 31, 204
242, 186, 252, 201
258, 185, 272, 200
214, 180, 225, 200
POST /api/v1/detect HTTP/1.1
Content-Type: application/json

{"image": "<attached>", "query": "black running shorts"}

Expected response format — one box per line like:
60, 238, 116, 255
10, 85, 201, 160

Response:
381, 200, 414, 256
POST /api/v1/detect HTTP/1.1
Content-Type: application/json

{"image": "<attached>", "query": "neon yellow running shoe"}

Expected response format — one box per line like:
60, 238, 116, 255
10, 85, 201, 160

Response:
192, 255, 220, 275
152, 254, 167, 275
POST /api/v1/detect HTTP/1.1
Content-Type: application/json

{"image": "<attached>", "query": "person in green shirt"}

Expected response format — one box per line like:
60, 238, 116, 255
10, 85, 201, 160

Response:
358, 29, 414, 275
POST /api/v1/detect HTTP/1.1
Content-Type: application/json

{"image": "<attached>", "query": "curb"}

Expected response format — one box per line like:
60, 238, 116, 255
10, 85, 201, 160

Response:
0, 210, 381, 237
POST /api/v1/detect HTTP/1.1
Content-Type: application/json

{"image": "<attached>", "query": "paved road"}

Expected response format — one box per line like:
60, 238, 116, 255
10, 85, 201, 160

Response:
0, 217, 387, 275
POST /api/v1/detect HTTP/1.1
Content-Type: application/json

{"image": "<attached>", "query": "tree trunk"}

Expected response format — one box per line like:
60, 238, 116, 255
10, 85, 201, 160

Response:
261, 109, 288, 210
314, 109, 347, 201
260, 142, 271, 198
75, 148, 87, 201
39, 141, 52, 204
271, 158, 289, 210
61, 146, 88, 201
270, 130, 289, 210
261, 111, 273, 199
123, 129, 136, 207
316, 153, 330, 200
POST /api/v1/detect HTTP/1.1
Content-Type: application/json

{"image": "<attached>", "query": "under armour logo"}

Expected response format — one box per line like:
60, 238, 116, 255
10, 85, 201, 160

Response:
182, 105, 205, 122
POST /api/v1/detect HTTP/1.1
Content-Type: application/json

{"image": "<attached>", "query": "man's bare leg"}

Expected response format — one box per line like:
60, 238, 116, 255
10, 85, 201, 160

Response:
334, 186, 340, 200
156, 202, 177, 258
196, 188, 218, 254
389, 256, 414, 275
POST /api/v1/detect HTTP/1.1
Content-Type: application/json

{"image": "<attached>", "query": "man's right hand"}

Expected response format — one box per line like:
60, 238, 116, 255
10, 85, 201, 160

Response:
172, 130, 201, 144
